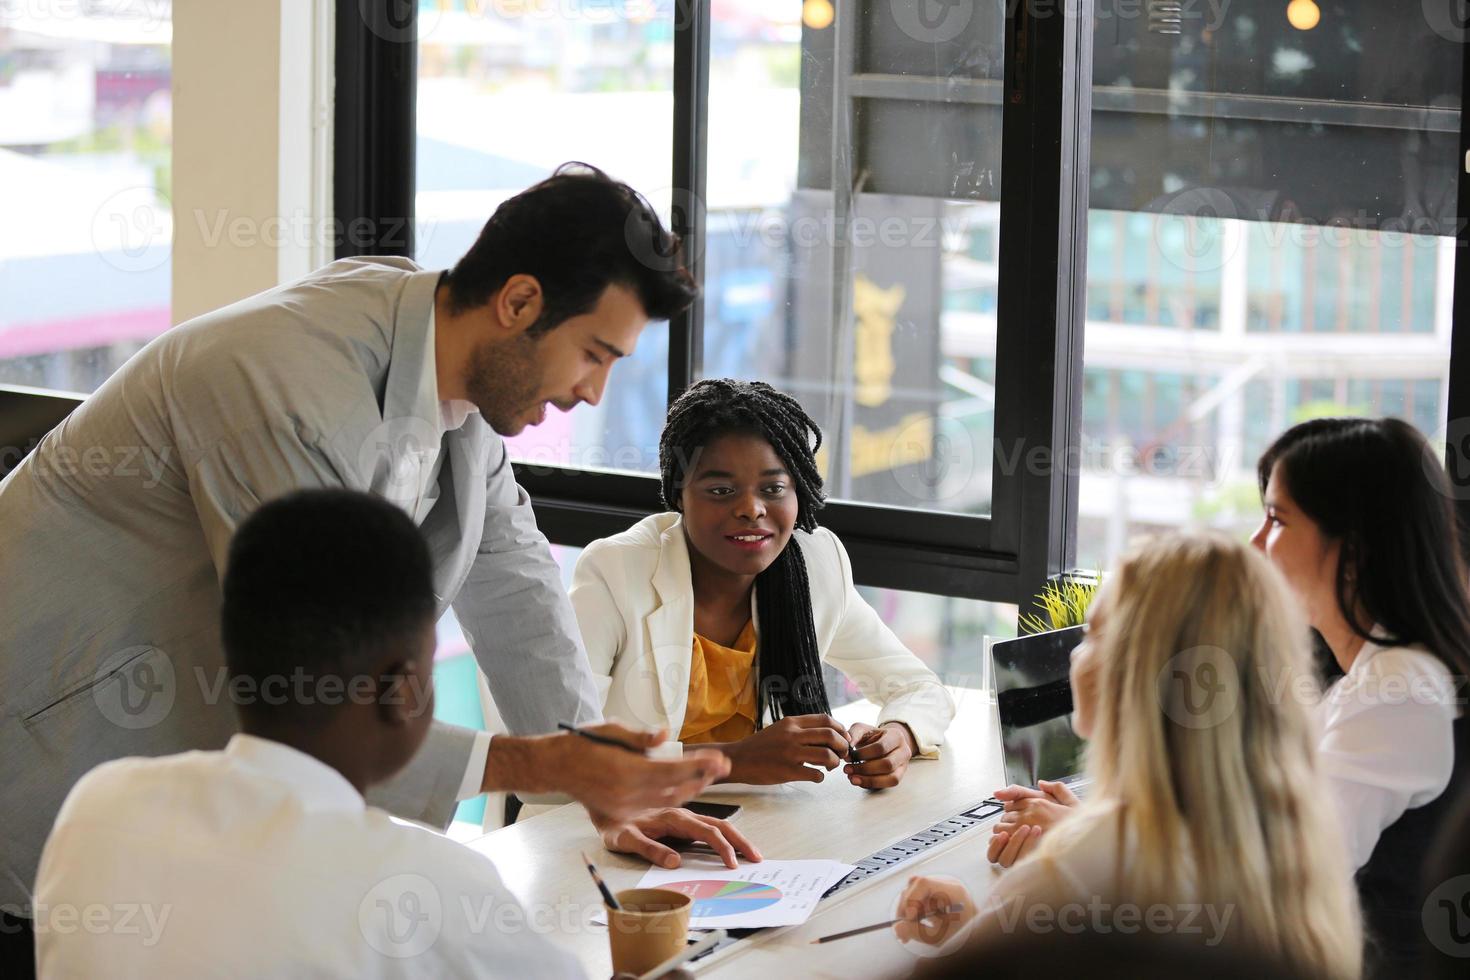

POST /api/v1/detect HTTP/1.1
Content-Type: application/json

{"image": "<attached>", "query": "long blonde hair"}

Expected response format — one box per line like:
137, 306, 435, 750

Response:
1030, 532, 1361, 978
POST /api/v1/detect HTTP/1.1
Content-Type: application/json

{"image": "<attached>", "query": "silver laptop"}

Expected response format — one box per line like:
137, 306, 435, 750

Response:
988, 625, 1090, 792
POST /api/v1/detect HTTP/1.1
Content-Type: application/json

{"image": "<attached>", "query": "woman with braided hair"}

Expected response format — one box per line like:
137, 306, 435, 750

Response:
570, 379, 953, 789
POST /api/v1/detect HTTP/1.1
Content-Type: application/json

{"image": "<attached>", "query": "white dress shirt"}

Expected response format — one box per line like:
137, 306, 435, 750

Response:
34, 735, 583, 979
1314, 637, 1460, 869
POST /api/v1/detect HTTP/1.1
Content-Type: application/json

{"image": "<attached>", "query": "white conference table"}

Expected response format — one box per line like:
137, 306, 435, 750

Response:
465, 688, 1009, 979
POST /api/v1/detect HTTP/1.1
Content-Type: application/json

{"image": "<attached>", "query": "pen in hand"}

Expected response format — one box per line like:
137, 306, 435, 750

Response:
809, 904, 965, 944
558, 722, 647, 756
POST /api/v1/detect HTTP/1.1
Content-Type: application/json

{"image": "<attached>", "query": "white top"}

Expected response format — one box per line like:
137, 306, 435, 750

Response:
570, 512, 955, 754
34, 735, 583, 979
1314, 637, 1460, 870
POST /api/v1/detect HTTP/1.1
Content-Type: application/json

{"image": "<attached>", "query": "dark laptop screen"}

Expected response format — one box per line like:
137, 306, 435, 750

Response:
992, 625, 1087, 787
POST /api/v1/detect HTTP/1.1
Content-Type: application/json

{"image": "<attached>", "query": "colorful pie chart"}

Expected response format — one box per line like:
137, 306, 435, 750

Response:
664, 879, 783, 918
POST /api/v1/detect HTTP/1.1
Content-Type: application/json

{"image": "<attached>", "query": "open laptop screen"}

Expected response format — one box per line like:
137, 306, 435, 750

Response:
992, 625, 1087, 788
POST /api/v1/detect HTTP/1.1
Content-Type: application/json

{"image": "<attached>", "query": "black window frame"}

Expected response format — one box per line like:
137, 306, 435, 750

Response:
334, 0, 1470, 606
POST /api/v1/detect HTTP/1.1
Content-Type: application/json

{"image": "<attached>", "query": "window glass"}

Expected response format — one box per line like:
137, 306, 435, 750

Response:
1078, 3, 1457, 570
703, 1, 1003, 516
414, 0, 675, 473
0, 2, 172, 393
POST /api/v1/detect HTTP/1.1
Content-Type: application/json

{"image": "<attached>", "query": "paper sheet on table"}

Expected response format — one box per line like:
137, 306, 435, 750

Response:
633, 856, 855, 929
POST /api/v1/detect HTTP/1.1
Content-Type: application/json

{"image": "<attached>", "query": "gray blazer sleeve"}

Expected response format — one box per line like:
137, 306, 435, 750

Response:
451, 439, 603, 735
364, 721, 479, 828
186, 423, 480, 830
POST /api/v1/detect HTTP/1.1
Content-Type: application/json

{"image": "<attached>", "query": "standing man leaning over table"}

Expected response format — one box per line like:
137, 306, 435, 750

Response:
0, 164, 750, 963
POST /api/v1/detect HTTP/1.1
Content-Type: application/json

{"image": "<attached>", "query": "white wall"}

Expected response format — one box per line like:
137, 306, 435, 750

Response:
171, 0, 331, 323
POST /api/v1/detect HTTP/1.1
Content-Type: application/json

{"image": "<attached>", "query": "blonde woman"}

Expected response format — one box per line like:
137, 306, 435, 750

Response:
897, 533, 1361, 979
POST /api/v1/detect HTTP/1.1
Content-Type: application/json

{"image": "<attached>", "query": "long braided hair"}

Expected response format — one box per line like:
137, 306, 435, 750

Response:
659, 379, 832, 723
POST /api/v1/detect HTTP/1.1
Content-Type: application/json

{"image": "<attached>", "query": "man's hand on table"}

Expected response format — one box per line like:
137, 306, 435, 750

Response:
481, 721, 731, 821
590, 806, 763, 869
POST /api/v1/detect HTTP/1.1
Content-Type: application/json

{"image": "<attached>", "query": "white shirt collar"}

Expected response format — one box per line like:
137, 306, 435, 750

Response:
426, 306, 480, 433
224, 734, 365, 813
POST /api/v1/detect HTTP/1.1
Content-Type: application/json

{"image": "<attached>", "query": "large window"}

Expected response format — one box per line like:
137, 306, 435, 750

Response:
703, 2, 1003, 516
414, 1, 675, 474
0, 1, 173, 393
345, 0, 1470, 610
1077, 2, 1459, 569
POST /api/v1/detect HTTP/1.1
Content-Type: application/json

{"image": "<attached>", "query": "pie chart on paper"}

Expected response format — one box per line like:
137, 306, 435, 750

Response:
665, 879, 783, 918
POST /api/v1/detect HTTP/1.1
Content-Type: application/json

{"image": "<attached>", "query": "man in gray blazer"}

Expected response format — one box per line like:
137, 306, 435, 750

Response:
0, 165, 749, 938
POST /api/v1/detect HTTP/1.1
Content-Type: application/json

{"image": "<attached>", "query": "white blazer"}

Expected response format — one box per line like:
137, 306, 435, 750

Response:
569, 512, 955, 755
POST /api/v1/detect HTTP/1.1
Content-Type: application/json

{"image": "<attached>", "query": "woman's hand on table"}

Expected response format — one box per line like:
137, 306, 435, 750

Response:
987, 779, 1079, 867
844, 722, 917, 790
894, 874, 977, 947
713, 714, 850, 785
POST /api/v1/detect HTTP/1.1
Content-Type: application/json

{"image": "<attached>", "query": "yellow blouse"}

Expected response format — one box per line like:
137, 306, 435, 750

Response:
679, 620, 758, 744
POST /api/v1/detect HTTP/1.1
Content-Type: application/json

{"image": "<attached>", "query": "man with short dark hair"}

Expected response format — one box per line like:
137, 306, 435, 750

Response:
0, 165, 750, 962
35, 490, 599, 975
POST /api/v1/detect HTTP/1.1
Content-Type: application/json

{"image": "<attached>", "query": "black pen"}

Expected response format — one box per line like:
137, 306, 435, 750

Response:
557, 722, 645, 755
580, 850, 621, 911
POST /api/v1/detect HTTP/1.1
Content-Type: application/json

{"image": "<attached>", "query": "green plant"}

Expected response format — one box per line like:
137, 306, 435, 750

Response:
1018, 576, 1102, 634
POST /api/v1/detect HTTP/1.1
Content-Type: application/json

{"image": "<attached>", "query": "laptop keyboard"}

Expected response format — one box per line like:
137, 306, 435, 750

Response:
819, 799, 1004, 898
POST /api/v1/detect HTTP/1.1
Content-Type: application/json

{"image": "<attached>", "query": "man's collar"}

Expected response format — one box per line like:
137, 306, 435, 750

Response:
225, 734, 365, 813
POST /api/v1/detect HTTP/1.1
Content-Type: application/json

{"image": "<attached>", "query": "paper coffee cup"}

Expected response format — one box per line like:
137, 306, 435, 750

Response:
607, 887, 692, 975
